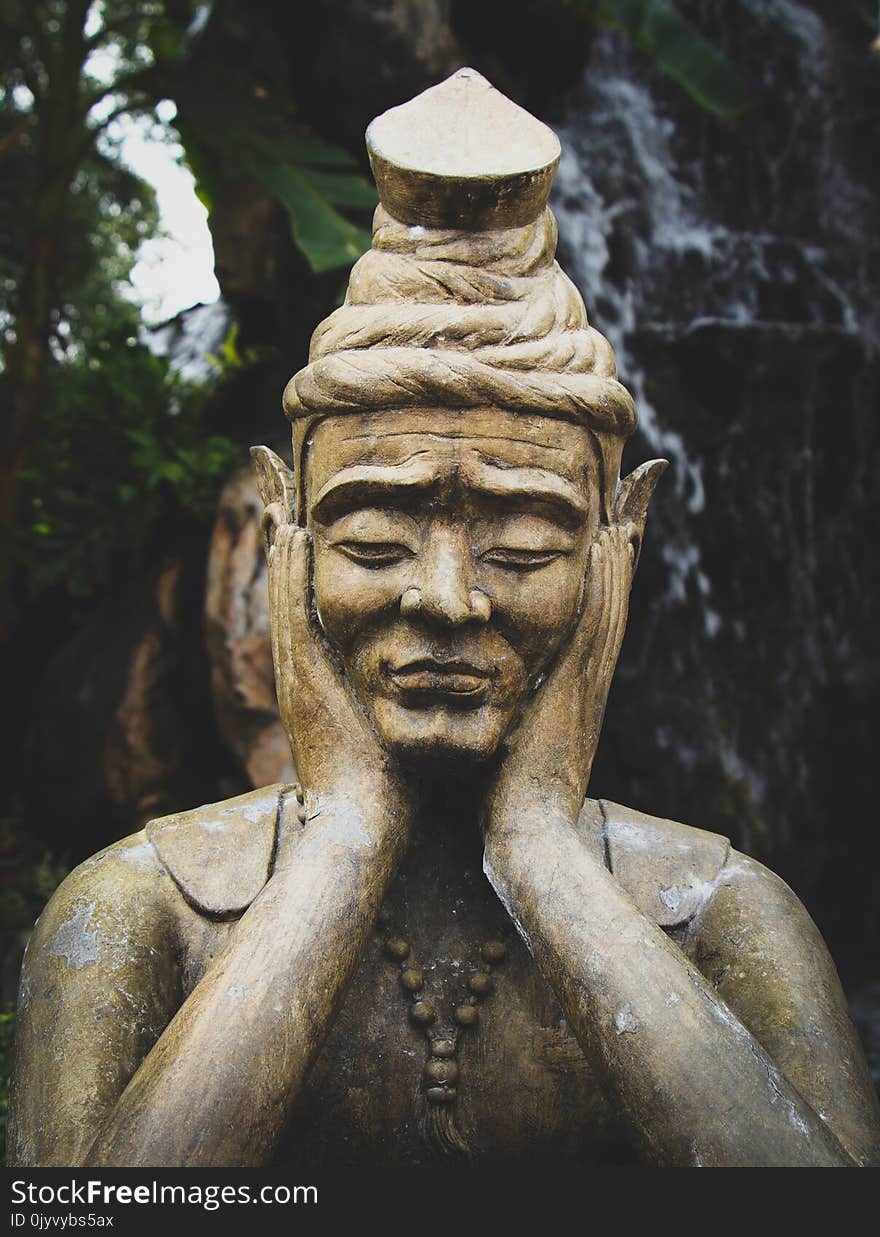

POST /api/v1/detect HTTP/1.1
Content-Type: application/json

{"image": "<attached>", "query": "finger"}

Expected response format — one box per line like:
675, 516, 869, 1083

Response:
589, 527, 631, 683
576, 531, 614, 657
268, 527, 299, 722
272, 525, 311, 638
270, 528, 365, 720
575, 527, 632, 746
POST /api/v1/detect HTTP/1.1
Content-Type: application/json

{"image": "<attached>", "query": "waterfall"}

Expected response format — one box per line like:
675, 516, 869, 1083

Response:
549, 2, 880, 1001
142, 299, 233, 385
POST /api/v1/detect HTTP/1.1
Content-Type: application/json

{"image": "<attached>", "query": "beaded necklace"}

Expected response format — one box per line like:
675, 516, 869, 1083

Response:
376, 901, 508, 1156
291, 782, 509, 1156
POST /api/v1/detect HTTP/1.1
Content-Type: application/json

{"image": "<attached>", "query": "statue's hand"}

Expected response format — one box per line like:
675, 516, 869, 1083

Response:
252, 446, 405, 843
484, 460, 667, 832
485, 524, 633, 830
266, 520, 400, 809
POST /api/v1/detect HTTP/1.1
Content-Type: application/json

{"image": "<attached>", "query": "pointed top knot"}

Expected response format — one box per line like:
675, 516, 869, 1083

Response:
365, 68, 562, 230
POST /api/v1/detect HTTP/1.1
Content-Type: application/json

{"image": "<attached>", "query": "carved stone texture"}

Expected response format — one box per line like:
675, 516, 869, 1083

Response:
205, 464, 294, 788
366, 67, 561, 228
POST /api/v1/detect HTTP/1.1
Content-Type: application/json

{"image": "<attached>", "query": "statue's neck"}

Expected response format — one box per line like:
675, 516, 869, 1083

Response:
388, 774, 502, 940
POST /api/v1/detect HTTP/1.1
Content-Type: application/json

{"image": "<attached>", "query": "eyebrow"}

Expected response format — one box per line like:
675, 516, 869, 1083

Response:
465, 462, 588, 525
311, 461, 588, 527
311, 461, 439, 522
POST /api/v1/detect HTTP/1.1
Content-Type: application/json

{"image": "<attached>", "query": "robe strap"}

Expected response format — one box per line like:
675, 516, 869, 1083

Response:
146, 783, 292, 917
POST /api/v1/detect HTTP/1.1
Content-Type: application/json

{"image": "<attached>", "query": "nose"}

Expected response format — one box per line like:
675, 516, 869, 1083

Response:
400, 530, 491, 627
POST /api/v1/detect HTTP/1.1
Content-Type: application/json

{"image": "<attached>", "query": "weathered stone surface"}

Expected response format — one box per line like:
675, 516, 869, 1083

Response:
101, 561, 184, 820
205, 464, 294, 788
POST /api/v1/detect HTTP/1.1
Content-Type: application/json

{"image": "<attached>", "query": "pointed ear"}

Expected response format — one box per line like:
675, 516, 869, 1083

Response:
250, 445, 296, 558
251, 445, 296, 512
612, 459, 668, 576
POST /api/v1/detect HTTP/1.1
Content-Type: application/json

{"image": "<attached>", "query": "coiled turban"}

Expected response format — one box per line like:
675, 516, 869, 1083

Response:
282, 76, 638, 523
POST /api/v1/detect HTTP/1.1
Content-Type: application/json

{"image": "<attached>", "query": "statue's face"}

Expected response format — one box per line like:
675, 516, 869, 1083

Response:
304, 407, 600, 764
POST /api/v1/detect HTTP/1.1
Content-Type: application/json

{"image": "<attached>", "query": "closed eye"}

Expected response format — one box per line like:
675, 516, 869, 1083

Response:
335, 541, 414, 567
481, 548, 567, 571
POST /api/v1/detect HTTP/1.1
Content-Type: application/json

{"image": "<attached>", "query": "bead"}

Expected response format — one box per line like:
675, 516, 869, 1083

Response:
454, 1002, 479, 1028
410, 1000, 436, 1027
424, 1058, 459, 1086
467, 971, 492, 997
481, 940, 507, 965
294, 784, 304, 805
429, 1038, 457, 1059
296, 806, 307, 824
384, 936, 410, 962
425, 1086, 457, 1104
399, 967, 423, 993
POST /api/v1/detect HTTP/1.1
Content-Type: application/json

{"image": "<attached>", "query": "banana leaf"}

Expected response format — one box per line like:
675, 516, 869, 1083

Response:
591, 0, 752, 118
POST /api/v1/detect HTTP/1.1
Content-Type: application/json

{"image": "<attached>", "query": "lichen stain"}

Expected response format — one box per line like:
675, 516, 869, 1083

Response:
47, 902, 99, 970
659, 885, 682, 913
118, 839, 156, 867
614, 1004, 641, 1034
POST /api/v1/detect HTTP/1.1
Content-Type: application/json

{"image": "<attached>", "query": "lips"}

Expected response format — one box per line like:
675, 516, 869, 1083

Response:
387, 657, 492, 700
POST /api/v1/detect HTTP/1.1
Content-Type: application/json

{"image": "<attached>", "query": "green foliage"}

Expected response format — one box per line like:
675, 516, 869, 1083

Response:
205, 320, 259, 376
175, 66, 376, 273
0, 1004, 15, 1165
55, 154, 160, 356
0, 850, 67, 936
0, 4, 162, 357
1, 4, 245, 614
569, 0, 752, 118
18, 323, 238, 604
2, 0, 374, 365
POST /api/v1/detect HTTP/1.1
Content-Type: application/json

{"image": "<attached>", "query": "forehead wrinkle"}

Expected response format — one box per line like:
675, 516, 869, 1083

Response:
343, 429, 567, 453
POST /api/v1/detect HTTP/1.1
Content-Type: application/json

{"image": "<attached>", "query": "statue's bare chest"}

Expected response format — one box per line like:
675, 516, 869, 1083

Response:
178, 862, 636, 1166
278, 925, 631, 1166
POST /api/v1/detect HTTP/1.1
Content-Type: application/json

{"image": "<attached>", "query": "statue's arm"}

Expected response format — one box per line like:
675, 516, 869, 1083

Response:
484, 811, 880, 1167
9, 788, 407, 1169
7, 833, 182, 1167
79, 788, 406, 1168
683, 849, 880, 1167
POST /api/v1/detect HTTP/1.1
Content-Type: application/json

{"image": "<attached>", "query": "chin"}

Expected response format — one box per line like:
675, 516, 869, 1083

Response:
370, 698, 511, 768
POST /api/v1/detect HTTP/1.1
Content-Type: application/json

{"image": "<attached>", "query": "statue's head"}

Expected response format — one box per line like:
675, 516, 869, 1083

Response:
255, 70, 664, 770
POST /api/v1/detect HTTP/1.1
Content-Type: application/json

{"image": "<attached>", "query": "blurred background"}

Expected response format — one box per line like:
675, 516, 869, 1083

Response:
1, 0, 879, 1151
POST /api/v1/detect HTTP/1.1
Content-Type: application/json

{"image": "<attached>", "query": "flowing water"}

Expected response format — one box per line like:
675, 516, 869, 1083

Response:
549, 3, 879, 1021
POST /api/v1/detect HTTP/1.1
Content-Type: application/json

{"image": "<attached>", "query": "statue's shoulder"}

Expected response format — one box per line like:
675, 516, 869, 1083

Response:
584, 798, 731, 929
144, 783, 292, 917
26, 783, 287, 950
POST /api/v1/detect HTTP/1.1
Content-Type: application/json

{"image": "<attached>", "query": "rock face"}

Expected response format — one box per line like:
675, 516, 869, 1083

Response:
24, 555, 223, 856
205, 465, 295, 788
551, 0, 880, 981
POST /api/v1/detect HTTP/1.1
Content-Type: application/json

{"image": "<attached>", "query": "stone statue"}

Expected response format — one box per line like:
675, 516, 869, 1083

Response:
9, 70, 880, 1169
